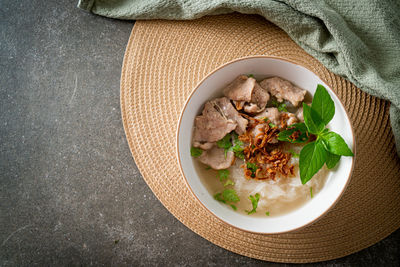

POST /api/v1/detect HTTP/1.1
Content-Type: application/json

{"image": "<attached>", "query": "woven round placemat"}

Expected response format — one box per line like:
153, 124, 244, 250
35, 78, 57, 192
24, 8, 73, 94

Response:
120, 14, 400, 263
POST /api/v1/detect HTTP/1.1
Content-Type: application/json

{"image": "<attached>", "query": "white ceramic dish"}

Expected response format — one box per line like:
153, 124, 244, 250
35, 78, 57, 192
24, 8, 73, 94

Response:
176, 56, 355, 234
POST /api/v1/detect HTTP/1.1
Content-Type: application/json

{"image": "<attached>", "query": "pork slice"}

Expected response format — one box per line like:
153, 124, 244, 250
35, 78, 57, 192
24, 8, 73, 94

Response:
215, 97, 248, 135
244, 82, 270, 113
252, 107, 281, 143
193, 101, 237, 143
260, 77, 306, 107
232, 100, 245, 110
296, 107, 304, 122
255, 107, 280, 125
286, 112, 298, 126
249, 120, 278, 144
250, 123, 265, 139
223, 75, 256, 102
243, 103, 261, 114
193, 141, 214, 150
198, 146, 235, 170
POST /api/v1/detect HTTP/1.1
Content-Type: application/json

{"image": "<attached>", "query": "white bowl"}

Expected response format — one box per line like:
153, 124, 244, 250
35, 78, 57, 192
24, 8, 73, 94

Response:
176, 56, 355, 234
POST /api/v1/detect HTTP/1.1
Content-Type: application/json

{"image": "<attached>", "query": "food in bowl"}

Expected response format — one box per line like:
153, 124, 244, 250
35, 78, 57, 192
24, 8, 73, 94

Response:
190, 75, 353, 217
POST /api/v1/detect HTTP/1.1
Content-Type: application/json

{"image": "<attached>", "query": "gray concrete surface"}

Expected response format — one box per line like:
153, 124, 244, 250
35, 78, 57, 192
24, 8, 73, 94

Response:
0, 0, 399, 266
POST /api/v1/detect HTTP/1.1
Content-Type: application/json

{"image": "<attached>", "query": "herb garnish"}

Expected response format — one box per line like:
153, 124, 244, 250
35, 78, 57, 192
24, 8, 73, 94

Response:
277, 123, 309, 143
247, 74, 255, 78
326, 151, 341, 169
310, 187, 313, 198
231, 132, 245, 159
223, 189, 240, 202
217, 132, 245, 159
246, 162, 258, 177
190, 147, 203, 157
217, 169, 235, 187
279, 84, 353, 184
272, 99, 288, 112
214, 189, 240, 210
217, 134, 232, 158
224, 179, 235, 186
245, 193, 260, 214
265, 211, 270, 216
218, 169, 229, 181
289, 149, 299, 158
214, 192, 226, 203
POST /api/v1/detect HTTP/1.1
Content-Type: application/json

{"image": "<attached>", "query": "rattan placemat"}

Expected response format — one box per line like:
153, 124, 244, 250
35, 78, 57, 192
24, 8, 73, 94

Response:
120, 14, 400, 263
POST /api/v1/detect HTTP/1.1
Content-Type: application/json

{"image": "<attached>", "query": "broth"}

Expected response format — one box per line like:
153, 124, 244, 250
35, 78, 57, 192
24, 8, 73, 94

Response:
194, 144, 328, 217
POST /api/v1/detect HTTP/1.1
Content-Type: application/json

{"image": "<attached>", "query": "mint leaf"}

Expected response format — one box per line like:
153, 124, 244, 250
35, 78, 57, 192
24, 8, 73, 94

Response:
299, 140, 327, 184
190, 147, 203, 157
321, 131, 354, 156
277, 122, 309, 143
218, 169, 229, 181
311, 84, 335, 126
326, 151, 341, 169
222, 189, 240, 203
303, 103, 324, 134
245, 193, 260, 214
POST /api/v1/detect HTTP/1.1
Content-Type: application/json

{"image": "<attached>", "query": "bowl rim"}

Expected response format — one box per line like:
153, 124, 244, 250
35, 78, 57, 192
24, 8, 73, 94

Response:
176, 55, 356, 234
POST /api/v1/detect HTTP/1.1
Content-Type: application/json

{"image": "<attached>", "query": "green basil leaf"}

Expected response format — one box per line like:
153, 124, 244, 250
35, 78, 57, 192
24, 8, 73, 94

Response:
245, 193, 260, 214
326, 151, 341, 169
321, 131, 354, 156
311, 84, 335, 126
222, 189, 240, 203
277, 122, 309, 143
303, 103, 324, 134
299, 140, 327, 184
190, 147, 203, 157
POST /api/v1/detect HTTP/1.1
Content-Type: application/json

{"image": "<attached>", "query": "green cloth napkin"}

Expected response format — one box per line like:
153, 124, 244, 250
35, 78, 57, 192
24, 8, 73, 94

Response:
78, 0, 400, 155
